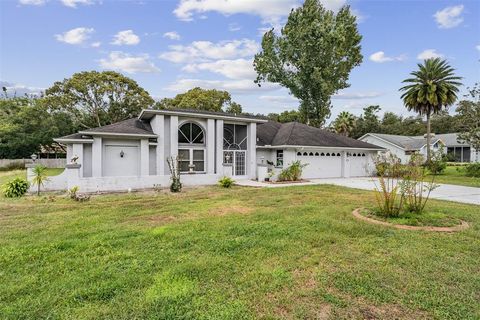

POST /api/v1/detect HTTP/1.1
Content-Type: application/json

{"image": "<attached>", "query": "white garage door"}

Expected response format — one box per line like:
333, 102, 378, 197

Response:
297, 151, 342, 178
104, 145, 139, 177
349, 152, 369, 177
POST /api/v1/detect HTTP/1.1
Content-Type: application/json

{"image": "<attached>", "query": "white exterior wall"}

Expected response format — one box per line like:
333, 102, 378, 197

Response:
215, 119, 224, 174
150, 115, 165, 175
83, 144, 92, 177
92, 137, 102, 177
247, 123, 257, 179
207, 119, 215, 174
360, 135, 408, 163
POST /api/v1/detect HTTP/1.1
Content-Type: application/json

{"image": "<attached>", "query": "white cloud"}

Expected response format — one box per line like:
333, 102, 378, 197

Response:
165, 78, 279, 94
174, 0, 348, 23
159, 39, 259, 63
0, 81, 45, 96
476, 44, 480, 52
163, 31, 181, 40
228, 23, 242, 32
434, 5, 464, 29
417, 49, 444, 60
55, 27, 94, 45
369, 51, 406, 63
91, 41, 101, 48
61, 0, 93, 8
18, 0, 46, 5
99, 52, 159, 74
111, 30, 140, 46
333, 91, 382, 99
182, 58, 255, 79
260, 95, 298, 103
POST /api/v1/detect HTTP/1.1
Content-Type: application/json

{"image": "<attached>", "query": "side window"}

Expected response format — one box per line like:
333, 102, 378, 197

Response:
276, 150, 283, 167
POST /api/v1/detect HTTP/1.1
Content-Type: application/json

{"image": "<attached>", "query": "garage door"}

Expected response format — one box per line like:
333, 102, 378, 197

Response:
104, 145, 139, 177
349, 152, 369, 177
297, 151, 342, 178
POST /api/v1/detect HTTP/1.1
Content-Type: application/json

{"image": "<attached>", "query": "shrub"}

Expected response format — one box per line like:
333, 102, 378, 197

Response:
465, 163, 480, 177
3, 178, 29, 198
372, 153, 404, 217
426, 147, 447, 174
167, 156, 182, 193
68, 186, 79, 199
218, 176, 234, 188
278, 161, 307, 182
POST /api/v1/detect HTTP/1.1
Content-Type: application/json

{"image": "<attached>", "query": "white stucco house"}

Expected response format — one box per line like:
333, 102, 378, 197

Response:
28, 108, 383, 193
359, 132, 479, 163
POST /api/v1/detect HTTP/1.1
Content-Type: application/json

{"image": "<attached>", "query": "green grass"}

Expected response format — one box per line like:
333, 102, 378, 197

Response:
430, 166, 480, 188
0, 184, 479, 319
363, 209, 463, 227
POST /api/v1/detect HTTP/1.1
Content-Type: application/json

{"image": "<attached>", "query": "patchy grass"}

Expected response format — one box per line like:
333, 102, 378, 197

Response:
0, 185, 479, 319
430, 166, 480, 188
362, 209, 464, 227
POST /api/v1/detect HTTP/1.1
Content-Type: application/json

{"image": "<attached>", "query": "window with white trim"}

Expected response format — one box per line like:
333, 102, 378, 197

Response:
178, 122, 205, 173
276, 150, 283, 167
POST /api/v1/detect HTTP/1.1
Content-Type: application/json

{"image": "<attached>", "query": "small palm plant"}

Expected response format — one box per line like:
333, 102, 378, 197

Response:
333, 111, 356, 137
400, 58, 462, 162
31, 165, 49, 196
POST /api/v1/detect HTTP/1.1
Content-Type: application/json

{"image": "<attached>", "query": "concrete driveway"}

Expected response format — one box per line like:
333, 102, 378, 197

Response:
236, 177, 480, 205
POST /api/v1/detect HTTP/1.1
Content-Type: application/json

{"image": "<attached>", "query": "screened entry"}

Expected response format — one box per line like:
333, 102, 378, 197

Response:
223, 124, 247, 176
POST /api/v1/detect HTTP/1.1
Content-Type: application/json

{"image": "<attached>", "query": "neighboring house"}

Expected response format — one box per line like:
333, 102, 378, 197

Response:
359, 132, 479, 163
29, 109, 383, 193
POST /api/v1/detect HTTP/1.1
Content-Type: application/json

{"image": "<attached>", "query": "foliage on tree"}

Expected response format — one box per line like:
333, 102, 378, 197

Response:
332, 111, 356, 137
156, 87, 242, 114
0, 97, 75, 158
253, 0, 362, 127
267, 110, 304, 123
456, 84, 480, 150
44, 71, 154, 129
399, 58, 462, 161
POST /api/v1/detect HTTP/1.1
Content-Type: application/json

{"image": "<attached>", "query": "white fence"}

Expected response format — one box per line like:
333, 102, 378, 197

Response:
0, 159, 66, 169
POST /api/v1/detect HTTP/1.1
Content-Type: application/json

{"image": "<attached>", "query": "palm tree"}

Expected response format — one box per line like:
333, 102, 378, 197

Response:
333, 111, 356, 137
400, 58, 462, 162
32, 165, 49, 196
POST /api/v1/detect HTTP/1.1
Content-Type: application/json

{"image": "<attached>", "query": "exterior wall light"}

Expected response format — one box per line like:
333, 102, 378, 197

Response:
120, 150, 125, 158
31, 153, 37, 162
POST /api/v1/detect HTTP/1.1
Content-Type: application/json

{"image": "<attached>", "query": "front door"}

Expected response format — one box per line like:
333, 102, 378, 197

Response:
224, 150, 247, 176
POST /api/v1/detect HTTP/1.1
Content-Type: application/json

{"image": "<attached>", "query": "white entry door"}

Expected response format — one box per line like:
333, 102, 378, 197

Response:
224, 150, 247, 176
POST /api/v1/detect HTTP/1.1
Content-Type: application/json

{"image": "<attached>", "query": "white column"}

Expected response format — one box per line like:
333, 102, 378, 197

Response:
247, 123, 256, 179
92, 137, 102, 177
215, 119, 224, 174
72, 143, 84, 178
140, 139, 149, 176
170, 116, 178, 158
150, 115, 165, 175
341, 151, 350, 178
207, 119, 215, 174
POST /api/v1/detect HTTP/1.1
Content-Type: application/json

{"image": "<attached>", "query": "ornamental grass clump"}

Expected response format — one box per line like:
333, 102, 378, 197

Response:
31, 165, 49, 196
278, 161, 307, 182
372, 153, 404, 217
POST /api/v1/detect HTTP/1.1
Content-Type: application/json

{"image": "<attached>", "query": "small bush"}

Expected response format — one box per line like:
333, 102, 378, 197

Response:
3, 178, 29, 198
68, 186, 79, 199
426, 147, 447, 174
218, 176, 234, 188
278, 161, 307, 182
465, 163, 480, 177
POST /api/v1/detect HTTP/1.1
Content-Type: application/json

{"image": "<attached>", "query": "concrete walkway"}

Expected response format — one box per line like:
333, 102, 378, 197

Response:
236, 177, 480, 205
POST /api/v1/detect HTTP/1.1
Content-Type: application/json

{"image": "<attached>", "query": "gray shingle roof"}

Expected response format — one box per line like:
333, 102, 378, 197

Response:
367, 133, 458, 150
436, 133, 467, 147
55, 133, 89, 140
81, 118, 154, 136
258, 121, 383, 149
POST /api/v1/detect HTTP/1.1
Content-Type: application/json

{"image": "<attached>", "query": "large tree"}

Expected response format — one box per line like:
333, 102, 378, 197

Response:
332, 111, 356, 137
0, 97, 74, 158
253, 0, 362, 127
267, 110, 304, 123
44, 71, 154, 129
400, 58, 462, 161
156, 87, 242, 113
456, 84, 480, 150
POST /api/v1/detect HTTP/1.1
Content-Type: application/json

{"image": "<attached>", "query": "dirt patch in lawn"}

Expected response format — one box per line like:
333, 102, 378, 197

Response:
352, 208, 469, 232
208, 205, 253, 216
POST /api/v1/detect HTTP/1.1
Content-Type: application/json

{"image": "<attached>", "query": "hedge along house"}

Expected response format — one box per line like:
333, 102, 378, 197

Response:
27, 109, 383, 193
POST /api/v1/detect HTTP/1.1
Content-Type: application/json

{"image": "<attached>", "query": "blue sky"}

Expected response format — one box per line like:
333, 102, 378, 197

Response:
1, 0, 479, 124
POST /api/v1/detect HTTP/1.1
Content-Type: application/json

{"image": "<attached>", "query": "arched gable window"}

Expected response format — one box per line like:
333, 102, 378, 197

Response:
178, 122, 205, 173
178, 122, 204, 144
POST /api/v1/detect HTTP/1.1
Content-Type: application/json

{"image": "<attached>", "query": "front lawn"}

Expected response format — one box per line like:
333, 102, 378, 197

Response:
0, 185, 479, 319
430, 165, 480, 188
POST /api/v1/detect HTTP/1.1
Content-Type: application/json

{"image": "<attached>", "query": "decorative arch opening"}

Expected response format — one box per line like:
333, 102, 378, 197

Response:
178, 122, 205, 144
178, 122, 205, 173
